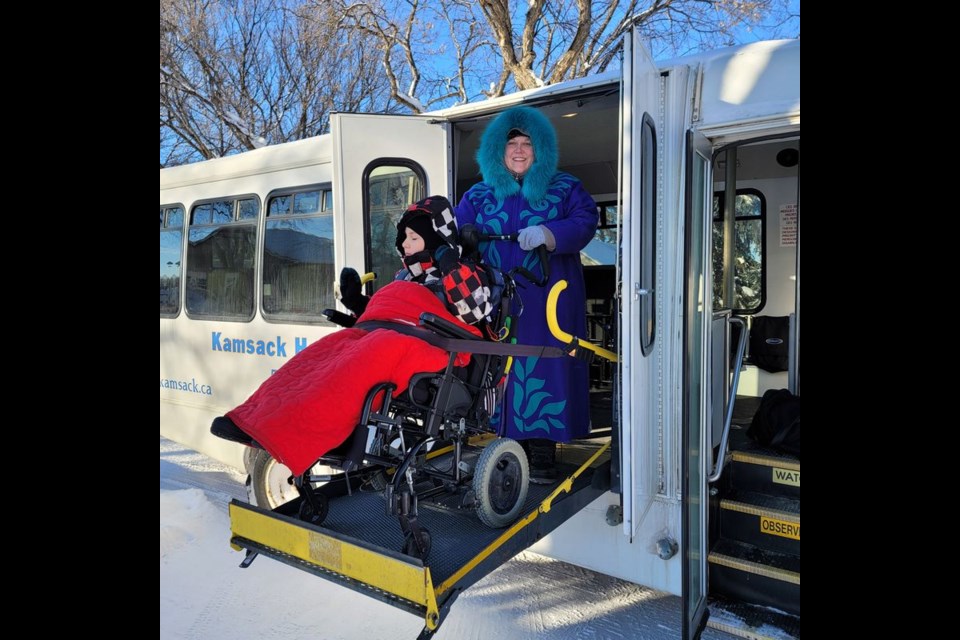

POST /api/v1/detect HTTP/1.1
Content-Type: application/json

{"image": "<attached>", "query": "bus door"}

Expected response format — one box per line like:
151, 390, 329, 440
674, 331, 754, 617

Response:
619, 26, 661, 565
330, 114, 451, 290
681, 130, 714, 639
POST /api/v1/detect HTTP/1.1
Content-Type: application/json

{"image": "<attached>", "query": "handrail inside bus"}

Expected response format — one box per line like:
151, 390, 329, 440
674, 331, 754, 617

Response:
708, 315, 747, 483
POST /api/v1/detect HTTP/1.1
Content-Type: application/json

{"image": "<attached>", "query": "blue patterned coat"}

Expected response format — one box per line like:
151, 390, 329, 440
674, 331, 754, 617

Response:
455, 106, 598, 441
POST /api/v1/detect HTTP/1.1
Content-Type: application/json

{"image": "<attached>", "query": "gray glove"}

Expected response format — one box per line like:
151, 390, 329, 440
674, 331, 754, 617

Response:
518, 225, 547, 251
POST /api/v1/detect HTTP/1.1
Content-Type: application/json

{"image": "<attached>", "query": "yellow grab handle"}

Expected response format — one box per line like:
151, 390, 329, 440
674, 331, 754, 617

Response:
546, 280, 618, 363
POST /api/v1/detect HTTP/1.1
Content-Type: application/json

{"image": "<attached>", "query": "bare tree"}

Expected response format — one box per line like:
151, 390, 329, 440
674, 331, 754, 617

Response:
436, 0, 496, 104
331, 0, 795, 105
332, 0, 494, 112
476, 0, 794, 93
161, 0, 390, 166
161, 0, 798, 166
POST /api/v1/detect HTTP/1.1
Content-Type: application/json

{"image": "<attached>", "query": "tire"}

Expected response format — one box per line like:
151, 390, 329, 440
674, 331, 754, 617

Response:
247, 450, 336, 509
472, 438, 529, 528
298, 493, 329, 525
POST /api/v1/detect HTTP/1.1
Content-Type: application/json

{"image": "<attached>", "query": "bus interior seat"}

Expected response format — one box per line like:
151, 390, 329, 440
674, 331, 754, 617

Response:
749, 315, 790, 373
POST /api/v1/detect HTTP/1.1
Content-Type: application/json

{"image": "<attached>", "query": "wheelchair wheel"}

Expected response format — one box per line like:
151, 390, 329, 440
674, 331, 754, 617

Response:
472, 438, 529, 528
402, 528, 432, 560
298, 493, 329, 525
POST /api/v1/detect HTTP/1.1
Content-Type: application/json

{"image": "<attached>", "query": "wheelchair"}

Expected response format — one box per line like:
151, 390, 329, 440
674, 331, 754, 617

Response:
332, 306, 530, 557
213, 267, 531, 561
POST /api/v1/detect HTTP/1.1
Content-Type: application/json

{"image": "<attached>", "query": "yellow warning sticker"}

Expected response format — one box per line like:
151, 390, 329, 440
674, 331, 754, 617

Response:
761, 516, 800, 540
309, 534, 343, 569
772, 467, 800, 487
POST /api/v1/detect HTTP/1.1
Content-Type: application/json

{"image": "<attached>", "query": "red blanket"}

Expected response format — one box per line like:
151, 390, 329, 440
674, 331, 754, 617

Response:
226, 281, 481, 476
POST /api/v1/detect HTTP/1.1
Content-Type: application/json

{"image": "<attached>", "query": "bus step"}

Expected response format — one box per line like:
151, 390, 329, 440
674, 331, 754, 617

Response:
707, 593, 800, 640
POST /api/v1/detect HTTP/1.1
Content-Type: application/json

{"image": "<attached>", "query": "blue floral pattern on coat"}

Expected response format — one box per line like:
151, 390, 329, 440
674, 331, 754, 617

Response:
456, 172, 598, 442
510, 357, 568, 435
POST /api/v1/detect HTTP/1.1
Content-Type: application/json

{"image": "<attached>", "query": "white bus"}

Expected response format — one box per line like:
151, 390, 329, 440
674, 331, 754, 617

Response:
160, 33, 799, 639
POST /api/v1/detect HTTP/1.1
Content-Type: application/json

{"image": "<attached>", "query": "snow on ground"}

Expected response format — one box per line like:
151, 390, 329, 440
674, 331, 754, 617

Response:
160, 437, 736, 640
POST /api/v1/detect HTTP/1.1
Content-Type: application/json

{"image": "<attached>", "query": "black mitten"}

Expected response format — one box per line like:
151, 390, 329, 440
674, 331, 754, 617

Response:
433, 244, 460, 275
339, 267, 369, 316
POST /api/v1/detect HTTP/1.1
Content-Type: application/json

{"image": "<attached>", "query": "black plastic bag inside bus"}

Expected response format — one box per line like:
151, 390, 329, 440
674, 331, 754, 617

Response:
747, 388, 800, 457
749, 316, 790, 372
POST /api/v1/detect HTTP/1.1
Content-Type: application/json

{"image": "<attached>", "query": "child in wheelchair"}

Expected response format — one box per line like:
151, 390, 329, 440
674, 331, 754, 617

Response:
212, 196, 528, 558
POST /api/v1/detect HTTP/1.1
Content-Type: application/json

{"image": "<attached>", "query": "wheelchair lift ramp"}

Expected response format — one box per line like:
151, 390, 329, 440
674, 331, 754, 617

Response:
228, 440, 611, 639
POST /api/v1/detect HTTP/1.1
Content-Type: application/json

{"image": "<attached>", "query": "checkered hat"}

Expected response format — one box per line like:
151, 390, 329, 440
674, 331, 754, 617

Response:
395, 195, 458, 258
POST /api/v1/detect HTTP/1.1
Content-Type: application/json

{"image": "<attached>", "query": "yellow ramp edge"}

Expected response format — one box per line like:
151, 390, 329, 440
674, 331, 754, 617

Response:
435, 441, 611, 597
228, 439, 609, 631
229, 502, 439, 623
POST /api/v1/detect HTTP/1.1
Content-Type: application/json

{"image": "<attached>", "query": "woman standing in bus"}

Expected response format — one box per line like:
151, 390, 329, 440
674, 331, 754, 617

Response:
455, 106, 598, 483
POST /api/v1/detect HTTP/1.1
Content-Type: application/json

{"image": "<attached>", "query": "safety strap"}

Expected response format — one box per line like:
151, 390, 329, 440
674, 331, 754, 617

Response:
353, 320, 568, 359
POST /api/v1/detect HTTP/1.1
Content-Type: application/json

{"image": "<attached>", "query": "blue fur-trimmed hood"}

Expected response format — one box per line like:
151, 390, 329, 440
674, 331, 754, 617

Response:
476, 106, 558, 204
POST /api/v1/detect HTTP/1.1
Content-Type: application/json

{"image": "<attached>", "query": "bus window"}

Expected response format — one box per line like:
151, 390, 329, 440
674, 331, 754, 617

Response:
238, 198, 259, 220
582, 202, 618, 266
160, 205, 184, 316
262, 187, 335, 322
712, 189, 765, 313
364, 163, 425, 293
293, 191, 320, 214
186, 197, 259, 320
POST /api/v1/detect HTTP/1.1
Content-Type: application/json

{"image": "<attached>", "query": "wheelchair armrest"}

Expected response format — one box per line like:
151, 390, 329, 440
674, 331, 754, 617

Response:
323, 308, 357, 328
419, 312, 479, 340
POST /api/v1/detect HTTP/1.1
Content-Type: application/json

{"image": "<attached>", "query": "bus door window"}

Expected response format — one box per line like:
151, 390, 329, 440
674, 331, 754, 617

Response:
712, 189, 766, 314
364, 162, 425, 293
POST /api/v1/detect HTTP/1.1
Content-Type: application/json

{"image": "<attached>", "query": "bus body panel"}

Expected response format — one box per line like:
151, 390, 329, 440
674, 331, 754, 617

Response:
694, 40, 800, 130
160, 136, 333, 192
161, 137, 337, 468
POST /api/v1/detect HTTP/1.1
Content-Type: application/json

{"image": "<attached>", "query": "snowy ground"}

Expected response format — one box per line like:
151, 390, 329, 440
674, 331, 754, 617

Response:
160, 437, 737, 640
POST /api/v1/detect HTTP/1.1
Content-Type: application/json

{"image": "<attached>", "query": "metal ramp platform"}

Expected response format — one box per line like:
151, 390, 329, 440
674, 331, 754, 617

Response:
228, 440, 611, 638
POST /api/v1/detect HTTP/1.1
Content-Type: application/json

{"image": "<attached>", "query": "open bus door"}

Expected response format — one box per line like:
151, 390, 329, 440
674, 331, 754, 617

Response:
619, 21, 662, 584
330, 113, 451, 282
682, 129, 714, 639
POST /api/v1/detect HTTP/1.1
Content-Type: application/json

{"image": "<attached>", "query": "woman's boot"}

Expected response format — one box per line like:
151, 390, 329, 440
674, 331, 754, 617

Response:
527, 438, 557, 484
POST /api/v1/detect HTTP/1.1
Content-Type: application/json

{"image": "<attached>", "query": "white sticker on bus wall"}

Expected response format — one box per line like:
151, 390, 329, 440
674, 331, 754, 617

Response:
772, 467, 799, 487
780, 203, 797, 247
